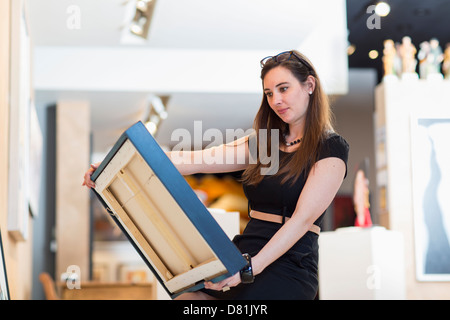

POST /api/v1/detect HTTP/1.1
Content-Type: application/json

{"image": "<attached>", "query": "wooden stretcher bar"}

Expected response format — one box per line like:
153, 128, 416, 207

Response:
92, 123, 246, 297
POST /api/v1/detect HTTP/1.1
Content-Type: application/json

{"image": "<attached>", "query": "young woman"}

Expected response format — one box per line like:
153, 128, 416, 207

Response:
83, 50, 349, 300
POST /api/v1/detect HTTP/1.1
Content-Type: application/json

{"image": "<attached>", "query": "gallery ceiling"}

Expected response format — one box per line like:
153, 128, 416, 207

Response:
28, 0, 450, 155
29, 0, 348, 154
29, 0, 326, 49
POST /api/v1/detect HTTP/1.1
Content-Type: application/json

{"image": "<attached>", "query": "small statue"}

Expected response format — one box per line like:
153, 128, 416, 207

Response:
428, 38, 444, 76
382, 39, 397, 77
418, 41, 430, 79
399, 36, 417, 75
353, 159, 372, 228
443, 43, 450, 79
393, 42, 403, 76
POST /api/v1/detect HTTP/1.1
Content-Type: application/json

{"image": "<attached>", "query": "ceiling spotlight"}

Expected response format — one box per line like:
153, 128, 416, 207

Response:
145, 121, 158, 135
369, 50, 379, 59
143, 95, 169, 136
130, 22, 143, 36
159, 110, 168, 120
130, 0, 156, 39
136, 0, 151, 12
375, 2, 390, 17
347, 44, 356, 56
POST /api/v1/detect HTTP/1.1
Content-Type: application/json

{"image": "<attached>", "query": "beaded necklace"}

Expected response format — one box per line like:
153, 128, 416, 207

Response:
285, 137, 302, 146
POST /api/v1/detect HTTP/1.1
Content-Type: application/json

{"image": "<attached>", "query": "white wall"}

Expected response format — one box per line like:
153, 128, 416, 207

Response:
375, 78, 450, 299
333, 69, 377, 203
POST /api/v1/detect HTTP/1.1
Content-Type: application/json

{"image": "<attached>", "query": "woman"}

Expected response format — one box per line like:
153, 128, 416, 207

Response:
83, 50, 349, 300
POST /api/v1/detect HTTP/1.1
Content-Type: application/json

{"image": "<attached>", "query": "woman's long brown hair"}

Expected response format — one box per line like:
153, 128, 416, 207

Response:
242, 50, 335, 186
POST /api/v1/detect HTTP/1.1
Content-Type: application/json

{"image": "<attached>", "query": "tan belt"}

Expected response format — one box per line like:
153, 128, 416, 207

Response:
249, 210, 321, 235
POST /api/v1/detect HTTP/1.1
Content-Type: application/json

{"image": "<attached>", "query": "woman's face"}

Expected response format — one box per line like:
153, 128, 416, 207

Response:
263, 66, 314, 127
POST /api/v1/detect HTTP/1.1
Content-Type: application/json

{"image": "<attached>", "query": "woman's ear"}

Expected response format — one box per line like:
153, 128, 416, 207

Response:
306, 75, 316, 94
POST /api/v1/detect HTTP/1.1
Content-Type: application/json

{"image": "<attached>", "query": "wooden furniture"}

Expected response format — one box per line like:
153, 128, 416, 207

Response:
39, 272, 156, 300
39, 272, 60, 300
59, 282, 155, 300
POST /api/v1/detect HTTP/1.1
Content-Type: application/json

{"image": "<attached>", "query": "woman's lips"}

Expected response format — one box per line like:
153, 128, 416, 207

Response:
277, 108, 289, 115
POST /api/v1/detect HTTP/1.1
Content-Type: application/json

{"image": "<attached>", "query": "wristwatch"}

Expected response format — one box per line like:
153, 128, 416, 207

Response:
240, 253, 254, 284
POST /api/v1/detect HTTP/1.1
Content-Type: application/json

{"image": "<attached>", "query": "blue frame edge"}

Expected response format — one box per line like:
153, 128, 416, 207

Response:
92, 121, 247, 298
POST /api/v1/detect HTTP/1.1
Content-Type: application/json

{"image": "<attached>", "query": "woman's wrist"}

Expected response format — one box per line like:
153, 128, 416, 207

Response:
249, 253, 266, 277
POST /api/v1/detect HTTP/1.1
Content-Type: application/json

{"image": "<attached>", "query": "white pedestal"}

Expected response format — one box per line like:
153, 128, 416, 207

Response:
318, 227, 405, 300
208, 208, 240, 240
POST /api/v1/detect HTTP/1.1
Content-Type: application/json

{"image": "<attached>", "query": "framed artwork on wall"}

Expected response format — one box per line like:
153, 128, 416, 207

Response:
0, 229, 10, 300
410, 114, 450, 281
7, 0, 32, 241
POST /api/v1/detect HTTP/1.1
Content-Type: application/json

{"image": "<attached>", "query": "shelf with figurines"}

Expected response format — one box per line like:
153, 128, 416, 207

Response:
382, 36, 450, 82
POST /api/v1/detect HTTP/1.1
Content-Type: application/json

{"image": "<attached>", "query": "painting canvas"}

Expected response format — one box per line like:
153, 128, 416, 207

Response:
0, 230, 10, 300
91, 121, 247, 298
410, 115, 450, 281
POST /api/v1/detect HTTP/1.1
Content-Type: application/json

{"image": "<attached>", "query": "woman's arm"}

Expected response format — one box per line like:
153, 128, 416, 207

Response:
252, 156, 346, 275
82, 135, 251, 188
166, 135, 250, 175
204, 156, 346, 290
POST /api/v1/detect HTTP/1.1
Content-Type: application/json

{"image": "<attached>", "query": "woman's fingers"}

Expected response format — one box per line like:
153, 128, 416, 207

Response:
204, 273, 241, 291
82, 164, 99, 188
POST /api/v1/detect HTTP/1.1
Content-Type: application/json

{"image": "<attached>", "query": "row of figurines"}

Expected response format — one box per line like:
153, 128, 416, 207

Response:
382, 36, 450, 80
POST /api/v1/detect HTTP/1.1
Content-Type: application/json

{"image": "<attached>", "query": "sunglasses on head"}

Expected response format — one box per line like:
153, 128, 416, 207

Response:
260, 50, 313, 72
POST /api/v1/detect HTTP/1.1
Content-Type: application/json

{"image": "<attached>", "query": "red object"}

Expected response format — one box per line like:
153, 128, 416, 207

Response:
354, 207, 373, 227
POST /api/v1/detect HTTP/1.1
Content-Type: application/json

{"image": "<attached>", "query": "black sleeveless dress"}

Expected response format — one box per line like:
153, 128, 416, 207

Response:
202, 133, 349, 300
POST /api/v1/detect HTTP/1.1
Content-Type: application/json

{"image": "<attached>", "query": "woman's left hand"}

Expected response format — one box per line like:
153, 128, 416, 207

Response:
204, 272, 241, 291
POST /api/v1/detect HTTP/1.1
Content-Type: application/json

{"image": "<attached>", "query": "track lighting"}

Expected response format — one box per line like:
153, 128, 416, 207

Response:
144, 95, 169, 135
130, 0, 156, 39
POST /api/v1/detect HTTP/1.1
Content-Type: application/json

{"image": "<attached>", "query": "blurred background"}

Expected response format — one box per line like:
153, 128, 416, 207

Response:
1, 0, 450, 300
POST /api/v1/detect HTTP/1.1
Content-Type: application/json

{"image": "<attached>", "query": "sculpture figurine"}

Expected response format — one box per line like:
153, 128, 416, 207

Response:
428, 38, 444, 77
382, 39, 397, 77
353, 159, 372, 228
443, 43, 450, 79
418, 41, 430, 79
398, 36, 417, 75
394, 42, 403, 77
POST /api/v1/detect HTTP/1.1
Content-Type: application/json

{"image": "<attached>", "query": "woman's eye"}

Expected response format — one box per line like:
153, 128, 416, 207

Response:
280, 87, 288, 92
265, 92, 273, 97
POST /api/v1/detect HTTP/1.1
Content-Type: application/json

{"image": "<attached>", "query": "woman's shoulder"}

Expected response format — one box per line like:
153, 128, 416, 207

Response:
319, 131, 349, 161
317, 131, 349, 178
324, 131, 349, 149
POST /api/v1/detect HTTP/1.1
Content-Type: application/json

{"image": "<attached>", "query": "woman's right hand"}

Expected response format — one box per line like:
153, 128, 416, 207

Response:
82, 162, 100, 189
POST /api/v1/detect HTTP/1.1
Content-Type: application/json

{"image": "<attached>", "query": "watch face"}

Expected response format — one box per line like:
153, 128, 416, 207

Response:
240, 270, 254, 284
240, 254, 254, 284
